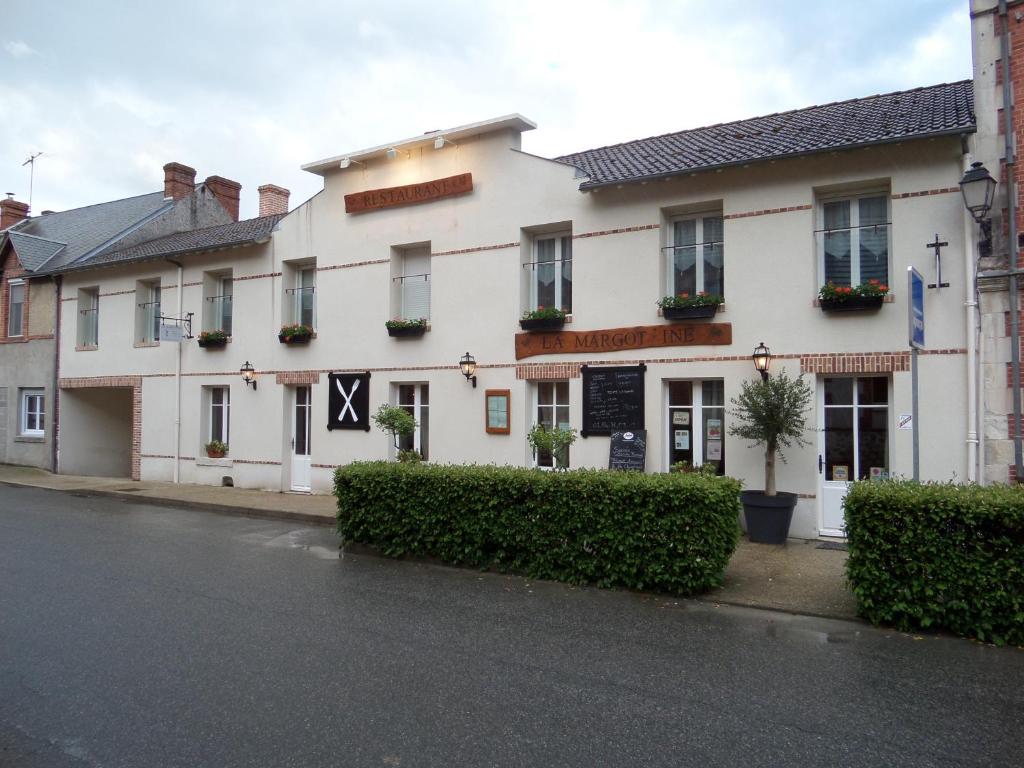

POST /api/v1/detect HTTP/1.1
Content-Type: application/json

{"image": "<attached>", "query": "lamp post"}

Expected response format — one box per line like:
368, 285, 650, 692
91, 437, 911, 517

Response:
240, 361, 257, 390
752, 342, 771, 382
459, 352, 477, 388
959, 161, 997, 257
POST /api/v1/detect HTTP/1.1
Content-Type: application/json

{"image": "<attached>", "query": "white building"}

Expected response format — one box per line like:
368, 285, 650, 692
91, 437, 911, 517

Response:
53, 83, 980, 539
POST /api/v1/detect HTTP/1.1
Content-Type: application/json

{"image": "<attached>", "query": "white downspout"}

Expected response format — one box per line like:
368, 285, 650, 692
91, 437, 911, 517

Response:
173, 261, 183, 484
963, 153, 980, 483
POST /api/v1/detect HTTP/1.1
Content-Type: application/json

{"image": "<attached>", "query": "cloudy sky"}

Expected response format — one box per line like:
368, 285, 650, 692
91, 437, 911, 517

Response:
3, 0, 971, 219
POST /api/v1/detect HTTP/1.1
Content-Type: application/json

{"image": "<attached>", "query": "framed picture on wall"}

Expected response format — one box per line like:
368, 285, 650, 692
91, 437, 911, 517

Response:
485, 389, 511, 434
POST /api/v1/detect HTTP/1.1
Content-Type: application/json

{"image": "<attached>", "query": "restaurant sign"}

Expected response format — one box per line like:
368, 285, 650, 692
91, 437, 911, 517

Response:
514, 323, 732, 360
344, 172, 473, 213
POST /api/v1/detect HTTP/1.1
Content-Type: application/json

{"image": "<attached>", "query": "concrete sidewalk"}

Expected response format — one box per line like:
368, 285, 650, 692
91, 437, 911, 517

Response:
0, 463, 857, 620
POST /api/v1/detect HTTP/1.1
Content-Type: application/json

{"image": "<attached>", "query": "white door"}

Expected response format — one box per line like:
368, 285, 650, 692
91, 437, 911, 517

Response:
291, 385, 312, 491
819, 377, 889, 536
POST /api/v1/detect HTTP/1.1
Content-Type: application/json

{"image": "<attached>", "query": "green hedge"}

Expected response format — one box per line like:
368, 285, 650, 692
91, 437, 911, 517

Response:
334, 462, 741, 595
844, 481, 1024, 645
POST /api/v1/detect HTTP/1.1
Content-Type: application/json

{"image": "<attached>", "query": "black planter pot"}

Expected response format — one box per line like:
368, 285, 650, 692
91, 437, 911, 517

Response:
386, 324, 427, 338
662, 305, 719, 321
741, 490, 798, 544
278, 333, 311, 345
197, 337, 228, 349
519, 317, 565, 331
819, 296, 884, 312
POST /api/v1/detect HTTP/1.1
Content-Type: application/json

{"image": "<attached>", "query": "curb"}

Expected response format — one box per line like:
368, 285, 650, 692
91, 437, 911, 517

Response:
0, 480, 335, 527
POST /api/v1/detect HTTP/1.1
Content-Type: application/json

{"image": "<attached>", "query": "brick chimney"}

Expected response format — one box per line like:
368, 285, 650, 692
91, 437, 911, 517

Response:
257, 184, 290, 217
163, 162, 196, 201
1, 194, 30, 229
205, 175, 242, 222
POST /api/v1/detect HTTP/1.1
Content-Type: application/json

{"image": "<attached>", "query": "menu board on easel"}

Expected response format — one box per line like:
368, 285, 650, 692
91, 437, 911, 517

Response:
609, 430, 647, 471
581, 364, 645, 437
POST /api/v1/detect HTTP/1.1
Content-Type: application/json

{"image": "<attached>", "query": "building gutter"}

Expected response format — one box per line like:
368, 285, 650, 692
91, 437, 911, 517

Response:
167, 258, 184, 484
51, 275, 62, 474
962, 151, 981, 483
1000, 0, 1023, 481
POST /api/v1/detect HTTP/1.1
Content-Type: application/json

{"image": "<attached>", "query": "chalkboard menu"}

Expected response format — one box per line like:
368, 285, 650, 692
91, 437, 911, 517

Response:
609, 430, 647, 471
581, 364, 646, 437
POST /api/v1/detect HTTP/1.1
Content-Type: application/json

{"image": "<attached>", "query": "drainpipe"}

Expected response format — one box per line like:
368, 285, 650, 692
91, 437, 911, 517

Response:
168, 259, 183, 484
963, 153, 980, 483
1000, 0, 1023, 482
51, 275, 62, 474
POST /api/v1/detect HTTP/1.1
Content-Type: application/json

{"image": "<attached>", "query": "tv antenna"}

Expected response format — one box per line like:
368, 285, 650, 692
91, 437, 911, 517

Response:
22, 152, 44, 212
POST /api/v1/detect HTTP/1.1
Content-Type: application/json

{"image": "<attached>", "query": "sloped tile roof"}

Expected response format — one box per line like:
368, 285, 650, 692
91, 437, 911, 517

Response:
12, 191, 170, 271
7, 232, 66, 271
72, 214, 284, 271
556, 81, 975, 189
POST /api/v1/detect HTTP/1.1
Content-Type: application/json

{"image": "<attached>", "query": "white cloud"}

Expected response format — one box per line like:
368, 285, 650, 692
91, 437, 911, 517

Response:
4, 40, 37, 59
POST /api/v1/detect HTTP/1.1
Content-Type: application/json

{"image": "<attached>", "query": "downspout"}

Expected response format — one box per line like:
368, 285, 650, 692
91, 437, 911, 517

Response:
168, 258, 183, 484
51, 275, 62, 474
962, 152, 980, 483
999, 0, 1023, 482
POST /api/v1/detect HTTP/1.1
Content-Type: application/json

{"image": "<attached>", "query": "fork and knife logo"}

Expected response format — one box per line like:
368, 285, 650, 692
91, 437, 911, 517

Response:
336, 377, 359, 423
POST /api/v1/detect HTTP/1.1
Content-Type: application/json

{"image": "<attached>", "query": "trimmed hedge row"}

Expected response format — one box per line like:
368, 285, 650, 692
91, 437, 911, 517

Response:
844, 481, 1024, 645
334, 462, 741, 595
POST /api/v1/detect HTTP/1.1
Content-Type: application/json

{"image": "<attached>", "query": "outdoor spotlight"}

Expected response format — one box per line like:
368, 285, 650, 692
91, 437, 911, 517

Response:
240, 361, 257, 390
433, 136, 456, 150
752, 342, 771, 381
339, 158, 351, 169
386, 147, 398, 160
459, 351, 478, 388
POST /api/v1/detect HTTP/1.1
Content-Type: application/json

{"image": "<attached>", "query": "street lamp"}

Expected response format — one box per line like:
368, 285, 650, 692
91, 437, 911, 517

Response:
240, 361, 257, 390
752, 342, 771, 382
960, 161, 997, 257
459, 352, 477, 388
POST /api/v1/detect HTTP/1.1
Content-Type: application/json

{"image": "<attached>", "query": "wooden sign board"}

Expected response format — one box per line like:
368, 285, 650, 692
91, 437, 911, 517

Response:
345, 173, 473, 213
609, 430, 647, 471
582, 364, 645, 437
515, 322, 732, 360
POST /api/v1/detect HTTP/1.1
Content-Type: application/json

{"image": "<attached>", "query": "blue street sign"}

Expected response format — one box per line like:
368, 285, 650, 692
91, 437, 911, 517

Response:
909, 267, 925, 350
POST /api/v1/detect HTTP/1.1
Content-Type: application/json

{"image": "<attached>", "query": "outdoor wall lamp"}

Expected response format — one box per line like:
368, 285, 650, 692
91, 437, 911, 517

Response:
385, 147, 410, 160
433, 136, 457, 150
459, 352, 478, 388
752, 342, 771, 381
240, 361, 258, 390
960, 161, 997, 258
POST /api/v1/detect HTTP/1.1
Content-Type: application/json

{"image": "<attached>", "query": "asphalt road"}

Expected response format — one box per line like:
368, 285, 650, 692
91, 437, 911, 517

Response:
1, 485, 1022, 768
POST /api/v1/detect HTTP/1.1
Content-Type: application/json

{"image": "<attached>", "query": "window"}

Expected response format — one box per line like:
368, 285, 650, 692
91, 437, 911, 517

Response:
7, 279, 25, 337
535, 381, 570, 468
136, 280, 161, 344
666, 380, 725, 474
392, 246, 431, 321
204, 274, 233, 335
397, 384, 429, 460
20, 389, 44, 437
77, 288, 99, 347
209, 387, 230, 445
528, 233, 572, 313
823, 377, 888, 481
817, 193, 890, 287
666, 214, 724, 297
285, 266, 316, 328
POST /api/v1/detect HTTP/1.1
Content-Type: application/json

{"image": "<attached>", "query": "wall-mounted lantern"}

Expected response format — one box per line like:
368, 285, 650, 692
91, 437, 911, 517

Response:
240, 361, 258, 390
960, 161, 997, 257
459, 352, 477, 388
752, 342, 771, 382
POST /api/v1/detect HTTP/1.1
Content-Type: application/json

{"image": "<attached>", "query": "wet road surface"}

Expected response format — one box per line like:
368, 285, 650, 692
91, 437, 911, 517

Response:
1, 485, 1022, 767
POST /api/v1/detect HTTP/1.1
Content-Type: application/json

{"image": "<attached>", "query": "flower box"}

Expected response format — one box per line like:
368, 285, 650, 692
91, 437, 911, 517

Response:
520, 317, 566, 331
387, 325, 426, 338
278, 332, 312, 344
197, 337, 228, 349
819, 296, 884, 313
206, 448, 226, 459
663, 305, 718, 321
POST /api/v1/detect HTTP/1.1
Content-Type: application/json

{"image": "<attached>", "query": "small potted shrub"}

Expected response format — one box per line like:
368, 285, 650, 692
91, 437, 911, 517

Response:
729, 368, 812, 544
197, 329, 229, 349
205, 439, 228, 459
657, 291, 723, 320
527, 423, 577, 470
818, 279, 889, 312
520, 306, 567, 331
385, 317, 428, 338
372, 403, 420, 461
278, 323, 314, 344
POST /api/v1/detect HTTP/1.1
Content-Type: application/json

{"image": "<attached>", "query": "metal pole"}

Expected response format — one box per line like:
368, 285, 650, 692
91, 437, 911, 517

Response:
912, 347, 920, 481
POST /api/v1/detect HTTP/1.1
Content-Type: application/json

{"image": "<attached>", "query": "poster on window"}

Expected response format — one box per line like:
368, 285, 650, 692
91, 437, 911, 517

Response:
672, 411, 690, 426
674, 429, 690, 450
327, 372, 371, 431
706, 418, 722, 441
707, 440, 722, 460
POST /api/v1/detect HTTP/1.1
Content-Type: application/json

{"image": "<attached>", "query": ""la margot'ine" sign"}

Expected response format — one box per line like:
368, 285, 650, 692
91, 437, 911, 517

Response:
514, 323, 732, 360
344, 173, 474, 213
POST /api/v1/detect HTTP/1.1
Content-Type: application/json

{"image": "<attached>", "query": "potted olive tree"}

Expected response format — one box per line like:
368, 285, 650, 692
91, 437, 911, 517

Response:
372, 404, 421, 462
729, 368, 812, 544
526, 423, 577, 470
